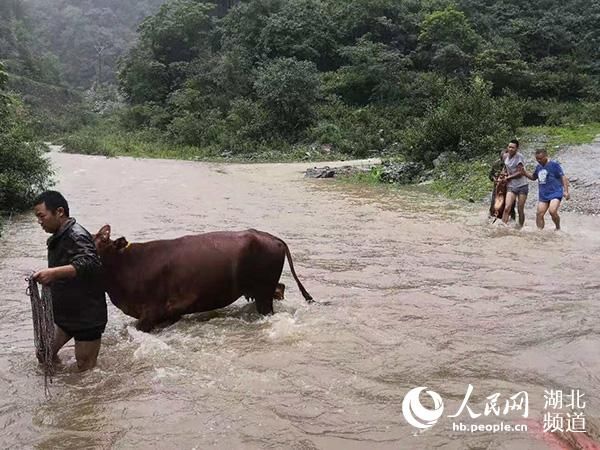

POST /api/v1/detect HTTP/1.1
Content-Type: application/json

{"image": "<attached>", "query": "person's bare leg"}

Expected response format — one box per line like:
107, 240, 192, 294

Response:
37, 325, 71, 364
74, 339, 101, 372
548, 199, 562, 230
537, 202, 549, 229
517, 193, 527, 228
502, 192, 517, 224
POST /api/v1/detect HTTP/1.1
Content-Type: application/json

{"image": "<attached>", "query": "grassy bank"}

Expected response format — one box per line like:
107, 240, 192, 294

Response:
59, 119, 350, 163
339, 123, 600, 202
429, 123, 600, 201
342, 159, 492, 201
520, 123, 600, 152
341, 166, 384, 185
57, 116, 600, 201
430, 160, 491, 201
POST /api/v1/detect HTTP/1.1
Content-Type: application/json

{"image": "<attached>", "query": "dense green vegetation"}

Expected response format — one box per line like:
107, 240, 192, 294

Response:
107, 0, 599, 165
0, 0, 58, 227
0, 62, 53, 230
0, 0, 58, 85
1, 0, 173, 136
0, 0, 165, 226
23, 0, 166, 88
2, 0, 600, 212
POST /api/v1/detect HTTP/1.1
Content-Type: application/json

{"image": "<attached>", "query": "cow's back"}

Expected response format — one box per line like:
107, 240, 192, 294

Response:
102, 230, 286, 320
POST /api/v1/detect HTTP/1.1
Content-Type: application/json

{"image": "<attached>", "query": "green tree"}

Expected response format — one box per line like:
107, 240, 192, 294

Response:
0, 62, 53, 215
254, 57, 320, 137
25, 0, 166, 87
119, 47, 170, 104
257, 0, 339, 70
323, 38, 411, 105
137, 0, 215, 65
332, 0, 421, 56
119, 1, 215, 105
402, 78, 521, 165
474, 45, 530, 95
219, 0, 284, 62
417, 5, 481, 77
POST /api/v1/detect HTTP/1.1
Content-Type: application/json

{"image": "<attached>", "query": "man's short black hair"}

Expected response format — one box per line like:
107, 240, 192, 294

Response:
33, 190, 70, 217
510, 139, 520, 147
535, 148, 548, 156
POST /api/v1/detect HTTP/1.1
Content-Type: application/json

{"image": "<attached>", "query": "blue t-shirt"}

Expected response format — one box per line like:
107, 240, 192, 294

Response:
534, 160, 564, 201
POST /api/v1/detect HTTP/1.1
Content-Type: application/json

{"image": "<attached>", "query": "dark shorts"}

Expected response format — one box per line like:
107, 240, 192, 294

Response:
59, 324, 106, 341
539, 196, 562, 203
508, 184, 529, 195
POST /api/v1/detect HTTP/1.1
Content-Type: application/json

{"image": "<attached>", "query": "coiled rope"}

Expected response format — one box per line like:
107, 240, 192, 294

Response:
26, 274, 55, 395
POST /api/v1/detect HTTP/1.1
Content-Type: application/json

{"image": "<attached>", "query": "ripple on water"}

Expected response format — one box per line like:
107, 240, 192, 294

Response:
1, 152, 599, 448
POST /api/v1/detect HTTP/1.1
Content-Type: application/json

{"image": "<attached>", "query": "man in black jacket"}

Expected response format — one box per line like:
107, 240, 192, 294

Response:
33, 191, 107, 371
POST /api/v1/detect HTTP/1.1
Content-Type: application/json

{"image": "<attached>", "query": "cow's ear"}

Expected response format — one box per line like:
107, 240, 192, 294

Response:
114, 237, 129, 250
97, 224, 111, 241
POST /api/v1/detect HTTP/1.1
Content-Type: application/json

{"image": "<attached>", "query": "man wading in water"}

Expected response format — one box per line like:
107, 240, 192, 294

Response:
502, 139, 529, 228
521, 148, 571, 230
33, 191, 107, 371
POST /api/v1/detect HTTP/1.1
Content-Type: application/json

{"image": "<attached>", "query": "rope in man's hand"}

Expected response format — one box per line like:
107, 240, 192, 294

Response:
26, 274, 55, 396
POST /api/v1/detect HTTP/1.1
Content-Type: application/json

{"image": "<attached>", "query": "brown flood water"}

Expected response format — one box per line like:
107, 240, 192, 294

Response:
1, 150, 599, 449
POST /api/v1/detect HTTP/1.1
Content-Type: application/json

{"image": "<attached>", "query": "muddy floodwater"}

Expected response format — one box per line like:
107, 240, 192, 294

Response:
1, 149, 599, 449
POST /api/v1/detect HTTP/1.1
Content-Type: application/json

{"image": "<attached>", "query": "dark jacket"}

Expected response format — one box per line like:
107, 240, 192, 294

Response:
47, 218, 107, 330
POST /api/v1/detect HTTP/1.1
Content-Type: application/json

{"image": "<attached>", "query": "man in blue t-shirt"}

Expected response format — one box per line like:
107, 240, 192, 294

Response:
522, 148, 570, 230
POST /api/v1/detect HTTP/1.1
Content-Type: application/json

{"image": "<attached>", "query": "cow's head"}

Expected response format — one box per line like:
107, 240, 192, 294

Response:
94, 225, 129, 257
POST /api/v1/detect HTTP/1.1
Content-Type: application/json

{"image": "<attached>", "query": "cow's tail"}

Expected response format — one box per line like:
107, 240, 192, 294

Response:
277, 238, 314, 303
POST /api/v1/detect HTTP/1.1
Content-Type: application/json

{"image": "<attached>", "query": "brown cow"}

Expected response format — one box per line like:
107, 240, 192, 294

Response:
93, 225, 313, 331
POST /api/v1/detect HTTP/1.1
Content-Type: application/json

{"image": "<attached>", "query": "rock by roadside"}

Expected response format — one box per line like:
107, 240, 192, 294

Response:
305, 160, 432, 184
304, 164, 375, 178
